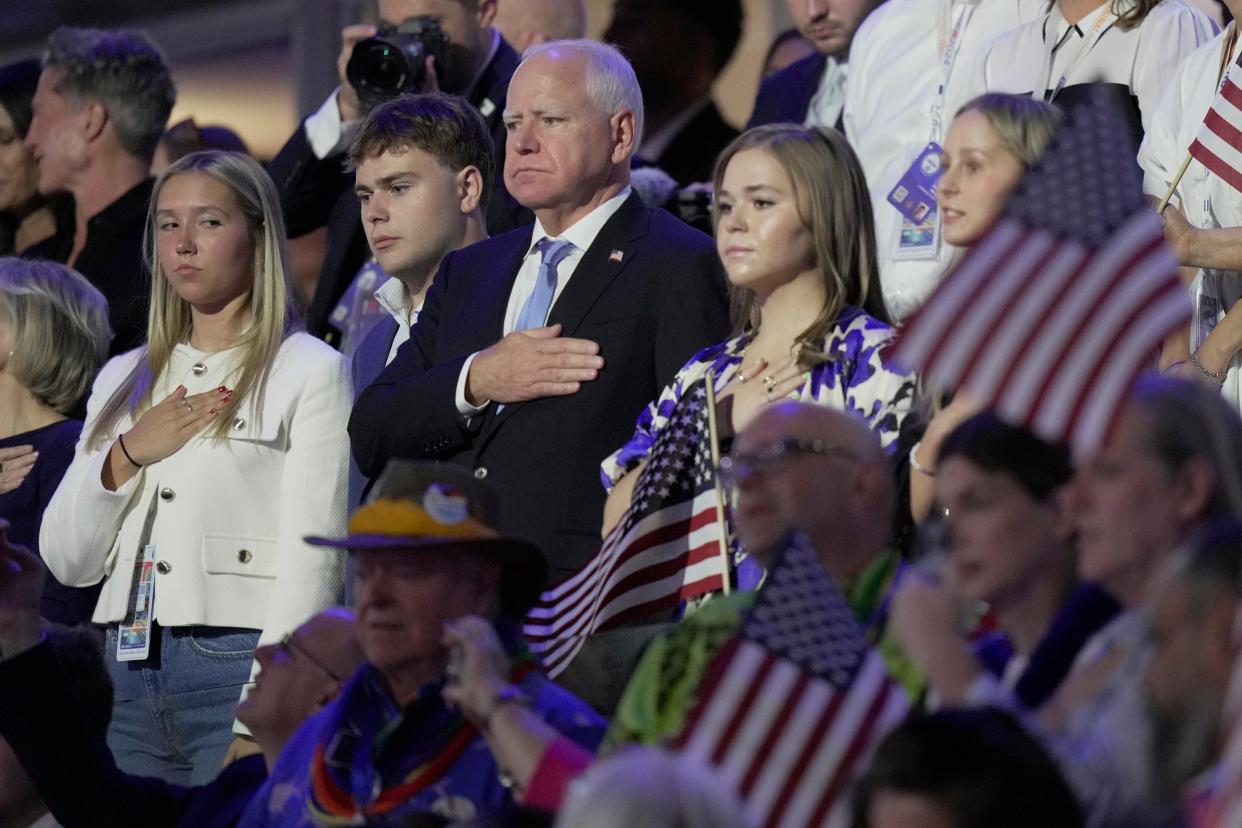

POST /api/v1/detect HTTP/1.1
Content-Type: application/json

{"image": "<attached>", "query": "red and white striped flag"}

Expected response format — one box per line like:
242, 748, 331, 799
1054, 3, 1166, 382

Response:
1190, 50, 1242, 194
524, 379, 728, 678
676, 534, 909, 828
892, 95, 1190, 454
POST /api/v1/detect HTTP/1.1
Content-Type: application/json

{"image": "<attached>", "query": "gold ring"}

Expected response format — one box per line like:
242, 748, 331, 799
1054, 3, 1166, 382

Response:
762, 374, 777, 392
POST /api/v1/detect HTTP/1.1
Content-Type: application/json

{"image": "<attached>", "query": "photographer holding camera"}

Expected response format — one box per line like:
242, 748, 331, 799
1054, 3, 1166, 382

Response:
269, 0, 528, 343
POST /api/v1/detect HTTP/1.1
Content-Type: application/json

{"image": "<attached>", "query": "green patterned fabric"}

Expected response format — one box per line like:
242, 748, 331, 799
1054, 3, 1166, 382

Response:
602, 549, 923, 750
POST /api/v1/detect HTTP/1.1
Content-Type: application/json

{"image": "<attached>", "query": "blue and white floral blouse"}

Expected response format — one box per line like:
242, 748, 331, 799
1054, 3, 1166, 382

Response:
601, 307, 917, 490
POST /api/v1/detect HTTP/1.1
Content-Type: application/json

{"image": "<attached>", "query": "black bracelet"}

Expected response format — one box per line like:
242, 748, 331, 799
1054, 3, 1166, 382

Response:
117, 433, 143, 468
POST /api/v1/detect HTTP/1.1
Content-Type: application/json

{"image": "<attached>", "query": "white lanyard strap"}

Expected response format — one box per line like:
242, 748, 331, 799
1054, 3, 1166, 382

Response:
930, 0, 982, 140
1039, 5, 1119, 102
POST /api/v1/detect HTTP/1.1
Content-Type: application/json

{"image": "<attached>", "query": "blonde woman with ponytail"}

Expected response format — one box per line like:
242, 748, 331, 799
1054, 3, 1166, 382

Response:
41, 150, 351, 785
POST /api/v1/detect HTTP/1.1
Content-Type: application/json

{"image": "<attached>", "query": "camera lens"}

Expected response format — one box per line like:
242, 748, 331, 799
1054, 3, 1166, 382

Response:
351, 42, 409, 95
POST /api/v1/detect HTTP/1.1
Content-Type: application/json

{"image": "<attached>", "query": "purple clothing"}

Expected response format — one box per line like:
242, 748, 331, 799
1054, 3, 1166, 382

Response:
0, 419, 101, 625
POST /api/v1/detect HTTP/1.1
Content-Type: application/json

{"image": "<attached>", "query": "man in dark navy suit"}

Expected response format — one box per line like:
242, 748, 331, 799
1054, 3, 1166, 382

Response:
349, 40, 731, 581
268, 0, 529, 343
343, 93, 496, 508
0, 524, 365, 828
748, 0, 883, 130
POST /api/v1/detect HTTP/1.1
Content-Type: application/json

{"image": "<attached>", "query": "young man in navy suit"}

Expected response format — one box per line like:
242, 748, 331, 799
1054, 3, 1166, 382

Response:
269, 0, 528, 342
350, 40, 730, 581
344, 93, 495, 508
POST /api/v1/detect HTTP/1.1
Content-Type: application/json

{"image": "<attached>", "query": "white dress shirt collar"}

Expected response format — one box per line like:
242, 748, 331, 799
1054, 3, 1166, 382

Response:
526, 186, 634, 257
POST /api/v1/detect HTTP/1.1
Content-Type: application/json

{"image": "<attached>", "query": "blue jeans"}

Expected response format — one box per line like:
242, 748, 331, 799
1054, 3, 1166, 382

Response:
105, 624, 259, 785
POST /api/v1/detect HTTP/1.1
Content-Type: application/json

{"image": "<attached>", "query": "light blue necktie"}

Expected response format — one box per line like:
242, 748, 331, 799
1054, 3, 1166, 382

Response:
514, 237, 575, 332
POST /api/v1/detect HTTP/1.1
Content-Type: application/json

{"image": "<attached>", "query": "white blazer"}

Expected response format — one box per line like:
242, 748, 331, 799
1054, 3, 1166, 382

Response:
41, 332, 351, 648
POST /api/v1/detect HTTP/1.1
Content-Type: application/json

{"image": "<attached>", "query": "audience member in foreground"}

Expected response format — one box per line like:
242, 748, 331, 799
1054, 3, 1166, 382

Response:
0, 258, 110, 625
602, 124, 915, 539
851, 708, 1084, 828
22, 27, 176, 354
0, 614, 112, 828
903, 377, 1242, 827
241, 462, 606, 826
553, 747, 754, 828
892, 413, 1119, 711
441, 403, 916, 810
1142, 521, 1242, 817
41, 151, 351, 784
0, 523, 364, 828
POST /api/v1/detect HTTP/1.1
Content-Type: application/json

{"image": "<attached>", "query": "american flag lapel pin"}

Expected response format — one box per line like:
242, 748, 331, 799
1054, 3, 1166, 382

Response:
610, 249, 624, 263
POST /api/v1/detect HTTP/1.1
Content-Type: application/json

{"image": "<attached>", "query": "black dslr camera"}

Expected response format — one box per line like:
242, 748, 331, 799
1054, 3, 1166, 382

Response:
346, 16, 449, 109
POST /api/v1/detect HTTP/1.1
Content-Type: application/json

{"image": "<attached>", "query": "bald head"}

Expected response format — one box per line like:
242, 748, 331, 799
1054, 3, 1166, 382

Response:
239, 608, 366, 759
494, 0, 586, 52
732, 403, 894, 577
301, 607, 367, 680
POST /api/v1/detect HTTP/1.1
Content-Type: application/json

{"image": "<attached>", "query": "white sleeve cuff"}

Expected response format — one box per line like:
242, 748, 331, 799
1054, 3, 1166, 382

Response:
304, 89, 364, 160
455, 352, 490, 417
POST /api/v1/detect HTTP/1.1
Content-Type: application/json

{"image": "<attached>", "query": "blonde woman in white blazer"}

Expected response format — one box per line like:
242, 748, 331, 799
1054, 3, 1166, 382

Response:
41, 151, 351, 786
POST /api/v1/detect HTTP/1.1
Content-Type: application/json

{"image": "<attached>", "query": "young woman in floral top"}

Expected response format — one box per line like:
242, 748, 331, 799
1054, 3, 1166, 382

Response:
601, 124, 917, 534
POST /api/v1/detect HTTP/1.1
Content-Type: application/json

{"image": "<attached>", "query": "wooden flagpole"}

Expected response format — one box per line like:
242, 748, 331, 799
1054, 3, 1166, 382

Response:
704, 369, 732, 595
1158, 24, 1238, 214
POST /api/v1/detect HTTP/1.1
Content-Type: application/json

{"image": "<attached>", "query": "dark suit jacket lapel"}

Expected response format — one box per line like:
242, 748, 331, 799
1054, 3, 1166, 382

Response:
484, 192, 650, 435
547, 192, 648, 337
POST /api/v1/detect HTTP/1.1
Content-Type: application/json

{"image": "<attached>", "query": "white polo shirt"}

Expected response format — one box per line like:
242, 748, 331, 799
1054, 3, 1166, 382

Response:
844, 0, 1044, 321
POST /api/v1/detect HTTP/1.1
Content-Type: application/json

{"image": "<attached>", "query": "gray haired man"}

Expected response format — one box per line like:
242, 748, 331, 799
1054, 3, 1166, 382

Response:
24, 27, 176, 354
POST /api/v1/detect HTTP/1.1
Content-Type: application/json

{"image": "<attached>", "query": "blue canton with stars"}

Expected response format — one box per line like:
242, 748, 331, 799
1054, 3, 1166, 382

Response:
743, 532, 871, 689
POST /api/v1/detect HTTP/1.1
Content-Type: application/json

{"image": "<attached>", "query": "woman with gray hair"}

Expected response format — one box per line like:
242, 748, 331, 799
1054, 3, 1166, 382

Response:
0, 256, 110, 624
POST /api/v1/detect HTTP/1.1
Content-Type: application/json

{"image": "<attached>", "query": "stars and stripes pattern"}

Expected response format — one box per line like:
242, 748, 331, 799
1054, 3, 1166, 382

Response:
523, 379, 728, 677
676, 534, 909, 828
1190, 51, 1242, 194
891, 91, 1189, 454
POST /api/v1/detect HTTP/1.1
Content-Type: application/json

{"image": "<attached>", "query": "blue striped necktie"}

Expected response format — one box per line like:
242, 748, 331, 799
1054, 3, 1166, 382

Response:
514, 237, 576, 332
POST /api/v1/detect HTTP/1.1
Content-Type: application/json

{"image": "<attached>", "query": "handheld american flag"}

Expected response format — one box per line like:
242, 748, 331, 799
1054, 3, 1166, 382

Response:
1189, 49, 1242, 194
891, 93, 1190, 454
676, 534, 910, 828
524, 379, 728, 678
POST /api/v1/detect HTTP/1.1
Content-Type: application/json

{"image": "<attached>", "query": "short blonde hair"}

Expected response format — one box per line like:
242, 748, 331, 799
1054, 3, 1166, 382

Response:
0, 257, 111, 415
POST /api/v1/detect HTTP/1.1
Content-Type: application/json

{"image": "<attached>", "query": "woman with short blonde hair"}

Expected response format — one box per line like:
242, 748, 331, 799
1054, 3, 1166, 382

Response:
42, 150, 352, 784
0, 256, 110, 625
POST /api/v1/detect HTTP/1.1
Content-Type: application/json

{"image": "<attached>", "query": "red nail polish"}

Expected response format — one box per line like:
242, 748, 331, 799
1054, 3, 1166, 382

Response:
218, 386, 227, 392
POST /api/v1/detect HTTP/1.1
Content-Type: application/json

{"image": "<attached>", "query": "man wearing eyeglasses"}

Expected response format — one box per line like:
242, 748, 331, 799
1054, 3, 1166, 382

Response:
0, 519, 366, 828
608, 401, 918, 748
433, 402, 923, 800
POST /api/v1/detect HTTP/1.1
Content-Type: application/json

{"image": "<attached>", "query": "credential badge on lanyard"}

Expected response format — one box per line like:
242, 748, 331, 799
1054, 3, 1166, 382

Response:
116, 544, 157, 662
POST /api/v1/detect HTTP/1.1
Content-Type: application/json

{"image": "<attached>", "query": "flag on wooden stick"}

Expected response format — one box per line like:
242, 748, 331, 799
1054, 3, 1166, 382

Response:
676, 534, 910, 828
1190, 50, 1242, 194
524, 379, 729, 677
891, 93, 1190, 454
